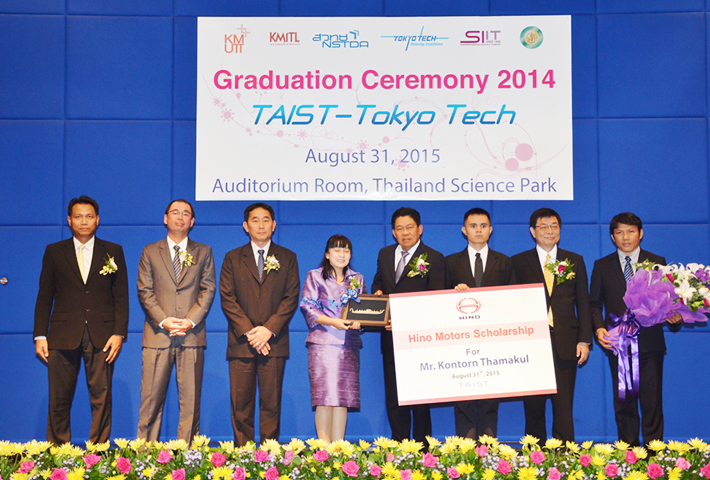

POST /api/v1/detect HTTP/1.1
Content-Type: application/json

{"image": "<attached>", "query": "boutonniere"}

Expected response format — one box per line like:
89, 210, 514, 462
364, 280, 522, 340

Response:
341, 275, 362, 305
178, 249, 196, 267
635, 259, 657, 272
99, 254, 118, 275
545, 258, 576, 284
407, 252, 430, 278
264, 255, 280, 274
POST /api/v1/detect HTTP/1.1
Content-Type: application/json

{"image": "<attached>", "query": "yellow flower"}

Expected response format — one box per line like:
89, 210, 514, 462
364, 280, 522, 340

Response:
194, 476, 202, 480
212, 467, 233, 480
666, 441, 689, 453
631, 447, 648, 460
498, 444, 518, 460
114, 439, 129, 449
613, 440, 630, 451
259, 471, 265, 479
107, 475, 125, 480
478, 435, 498, 446
624, 472, 648, 480
648, 440, 666, 452
516, 467, 538, 480
667, 467, 681, 480
439, 442, 455, 455
24, 440, 52, 456
597, 473, 607, 480
520, 435, 540, 447
0, 441, 13, 456
333, 462, 342, 470
593, 444, 614, 456
166, 439, 188, 451
482, 469, 496, 480
219, 441, 236, 453
431, 470, 443, 480
400, 439, 424, 454
426, 436, 441, 449
458, 438, 476, 454
581, 441, 593, 450
359, 440, 372, 450
11, 474, 29, 480
382, 463, 398, 478
689, 438, 710, 452
456, 463, 475, 475
307, 438, 329, 451
40, 469, 52, 479
286, 439, 306, 454
571, 471, 585, 480
191, 435, 210, 449
280, 476, 289, 480
246, 474, 251, 478
143, 467, 156, 478
93, 441, 111, 452
566, 441, 580, 453
591, 454, 607, 467
130, 439, 147, 451
67, 468, 86, 480
310, 468, 316, 473
262, 439, 282, 454
544, 438, 563, 450
330, 440, 355, 456
411, 471, 425, 480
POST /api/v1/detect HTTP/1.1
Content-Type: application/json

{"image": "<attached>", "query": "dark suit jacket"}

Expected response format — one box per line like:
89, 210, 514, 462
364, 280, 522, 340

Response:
34, 237, 129, 350
590, 250, 668, 352
220, 242, 300, 358
446, 247, 516, 289
371, 241, 446, 354
512, 247, 592, 362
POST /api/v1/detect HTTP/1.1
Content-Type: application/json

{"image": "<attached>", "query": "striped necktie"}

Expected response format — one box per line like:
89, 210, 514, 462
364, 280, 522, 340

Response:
173, 245, 182, 280
544, 254, 554, 327
624, 256, 633, 282
258, 249, 265, 281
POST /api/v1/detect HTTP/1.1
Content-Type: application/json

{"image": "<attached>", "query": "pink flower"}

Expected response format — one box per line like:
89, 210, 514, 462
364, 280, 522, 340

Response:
700, 462, 710, 479
647, 463, 664, 479
369, 464, 382, 477
211, 452, 226, 468
254, 449, 270, 463
50, 468, 67, 480
83, 454, 101, 469
446, 467, 460, 479
475, 445, 488, 457
314, 450, 329, 462
233, 467, 246, 480
265, 467, 279, 480
116, 457, 132, 474
400, 470, 412, 480
157, 450, 173, 464
342, 461, 360, 477
605, 464, 619, 477
385, 453, 395, 463
557, 265, 565, 273
18, 461, 35, 473
547, 467, 561, 480
530, 451, 545, 465
625, 451, 638, 465
422, 453, 438, 468
675, 457, 691, 470
705, 298, 709, 307
283, 450, 294, 466
172, 469, 186, 480
497, 459, 512, 475
579, 454, 591, 467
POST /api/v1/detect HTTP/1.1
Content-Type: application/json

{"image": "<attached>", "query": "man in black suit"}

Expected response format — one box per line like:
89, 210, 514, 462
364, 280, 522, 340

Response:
446, 207, 516, 439
590, 212, 682, 446
512, 207, 592, 442
34, 195, 129, 444
372, 207, 446, 445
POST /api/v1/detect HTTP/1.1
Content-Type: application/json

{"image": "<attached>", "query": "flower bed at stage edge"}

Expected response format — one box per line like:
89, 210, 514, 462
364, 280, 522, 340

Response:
2, 436, 710, 480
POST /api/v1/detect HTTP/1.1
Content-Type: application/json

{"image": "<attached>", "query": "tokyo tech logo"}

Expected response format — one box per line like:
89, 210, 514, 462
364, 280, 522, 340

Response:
520, 26, 543, 49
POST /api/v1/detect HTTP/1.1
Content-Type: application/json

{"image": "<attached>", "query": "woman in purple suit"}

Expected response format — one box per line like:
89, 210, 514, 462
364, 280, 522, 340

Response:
300, 235, 366, 441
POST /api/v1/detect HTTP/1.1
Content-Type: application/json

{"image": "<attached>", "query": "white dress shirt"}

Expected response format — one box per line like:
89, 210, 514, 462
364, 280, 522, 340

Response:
395, 240, 420, 271
468, 244, 489, 275
536, 244, 558, 269
617, 247, 640, 274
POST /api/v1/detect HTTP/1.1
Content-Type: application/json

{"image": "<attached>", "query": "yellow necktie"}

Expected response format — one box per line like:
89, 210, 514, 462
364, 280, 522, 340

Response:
544, 253, 554, 327
78, 245, 87, 283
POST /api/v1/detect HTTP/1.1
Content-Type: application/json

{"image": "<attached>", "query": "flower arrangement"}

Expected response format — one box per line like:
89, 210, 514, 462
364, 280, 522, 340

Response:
178, 250, 196, 268
3, 436, 710, 480
264, 255, 280, 274
340, 275, 363, 305
544, 258, 575, 285
99, 254, 118, 276
407, 253, 429, 278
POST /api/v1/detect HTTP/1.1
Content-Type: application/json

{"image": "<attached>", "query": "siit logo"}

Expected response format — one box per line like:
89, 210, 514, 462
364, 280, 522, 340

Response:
460, 30, 501, 46
270, 31, 300, 45
456, 297, 481, 315
381, 26, 448, 51
520, 26, 543, 49
225, 25, 250, 53
312, 30, 368, 49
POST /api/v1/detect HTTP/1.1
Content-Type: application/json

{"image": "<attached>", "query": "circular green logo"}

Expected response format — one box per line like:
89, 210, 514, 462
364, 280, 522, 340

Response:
520, 26, 543, 49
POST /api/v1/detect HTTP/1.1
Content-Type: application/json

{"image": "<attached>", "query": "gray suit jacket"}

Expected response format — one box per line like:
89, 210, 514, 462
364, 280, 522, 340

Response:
137, 238, 216, 348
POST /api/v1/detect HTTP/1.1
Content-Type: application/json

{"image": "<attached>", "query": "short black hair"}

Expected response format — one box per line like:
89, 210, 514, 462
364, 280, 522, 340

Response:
244, 202, 275, 222
463, 207, 491, 224
165, 199, 195, 219
529, 208, 561, 228
391, 207, 421, 228
67, 195, 99, 216
320, 234, 353, 280
609, 212, 643, 235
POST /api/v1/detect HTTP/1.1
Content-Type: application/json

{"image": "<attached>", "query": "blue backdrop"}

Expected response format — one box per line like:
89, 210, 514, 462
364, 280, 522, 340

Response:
1, 0, 709, 444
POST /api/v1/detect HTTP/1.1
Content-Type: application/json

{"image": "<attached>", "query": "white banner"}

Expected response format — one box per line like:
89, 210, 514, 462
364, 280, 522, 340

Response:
390, 285, 556, 406
196, 16, 572, 201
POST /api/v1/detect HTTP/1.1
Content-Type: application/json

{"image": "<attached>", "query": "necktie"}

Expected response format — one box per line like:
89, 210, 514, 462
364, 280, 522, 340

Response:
78, 245, 87, 283
543, 253, 554, 327
395, 250, 409, 283
173, 245, 182, 280
624, 256, 633, 281
258, 249, 265, 281
474, 252, 484, 287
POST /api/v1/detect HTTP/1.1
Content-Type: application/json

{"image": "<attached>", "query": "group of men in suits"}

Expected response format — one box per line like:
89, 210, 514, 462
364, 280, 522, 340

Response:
34, 198, 681, 448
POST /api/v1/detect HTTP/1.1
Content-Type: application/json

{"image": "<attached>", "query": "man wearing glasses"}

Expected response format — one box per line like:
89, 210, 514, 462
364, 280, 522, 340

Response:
136, 199, 216, 442
512, 208, 592, 442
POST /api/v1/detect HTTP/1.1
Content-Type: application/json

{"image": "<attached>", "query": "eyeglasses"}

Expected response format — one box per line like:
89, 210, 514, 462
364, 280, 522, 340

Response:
169, 209, 192, 218
395, 225, 418, 233
535, 224, 560, 233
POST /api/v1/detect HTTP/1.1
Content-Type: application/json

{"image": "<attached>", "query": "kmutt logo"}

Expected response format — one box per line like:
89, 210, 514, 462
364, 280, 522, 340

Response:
312, 30, 368, 48
460, 30, 501, 46
456, 297, 481, 315
381, 26, 448, 51
225, 25, 250, 53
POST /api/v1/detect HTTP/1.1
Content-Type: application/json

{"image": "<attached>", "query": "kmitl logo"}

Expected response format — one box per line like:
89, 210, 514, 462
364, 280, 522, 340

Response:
456, 297, 481, 315
270, 32, 300, 44
461, 30, 501, 45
